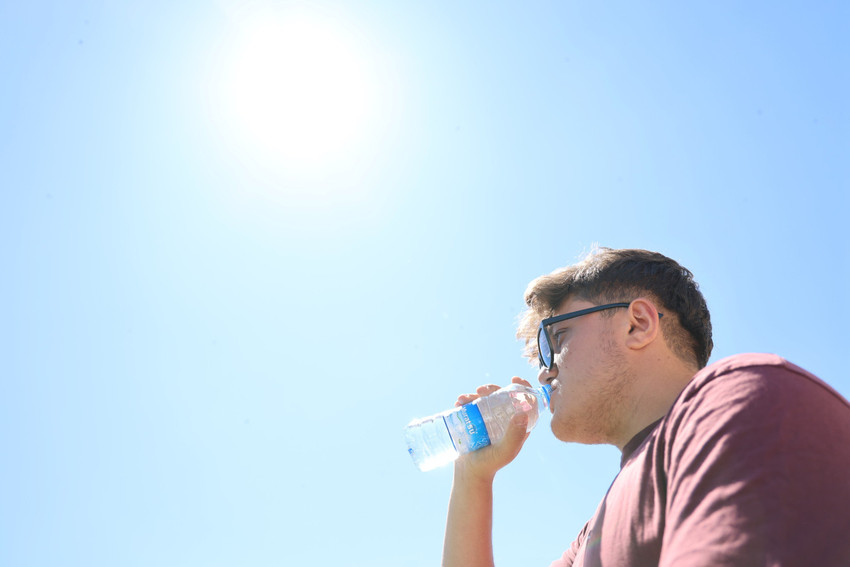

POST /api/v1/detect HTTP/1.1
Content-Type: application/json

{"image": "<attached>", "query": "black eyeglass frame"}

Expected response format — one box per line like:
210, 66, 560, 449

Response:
536, 302, 664, 368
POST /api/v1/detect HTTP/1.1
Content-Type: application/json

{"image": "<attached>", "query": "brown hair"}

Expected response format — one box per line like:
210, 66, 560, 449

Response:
517, 248, 713, 368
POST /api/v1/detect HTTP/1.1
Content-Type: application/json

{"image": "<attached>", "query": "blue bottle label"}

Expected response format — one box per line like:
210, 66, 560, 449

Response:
446, 403, 491, 453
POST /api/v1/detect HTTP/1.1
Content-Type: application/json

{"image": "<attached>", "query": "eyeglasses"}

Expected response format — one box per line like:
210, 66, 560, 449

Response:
537, 302, 662, 369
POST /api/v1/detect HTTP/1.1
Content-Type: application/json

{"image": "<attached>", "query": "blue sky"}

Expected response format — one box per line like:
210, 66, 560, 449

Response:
2, 1, 848, 566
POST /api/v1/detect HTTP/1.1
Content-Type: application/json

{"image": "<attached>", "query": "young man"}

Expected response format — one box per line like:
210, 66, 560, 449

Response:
442, 248, 850, 566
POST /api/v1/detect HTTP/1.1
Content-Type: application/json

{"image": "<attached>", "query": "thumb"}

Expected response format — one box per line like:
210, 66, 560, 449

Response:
503, 413, 530, 447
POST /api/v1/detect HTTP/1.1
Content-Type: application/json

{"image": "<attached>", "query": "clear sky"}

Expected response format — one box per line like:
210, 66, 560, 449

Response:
2, 1, 848, 566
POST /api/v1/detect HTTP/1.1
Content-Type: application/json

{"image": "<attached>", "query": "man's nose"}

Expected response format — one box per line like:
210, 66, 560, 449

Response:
538, 362, 558, 385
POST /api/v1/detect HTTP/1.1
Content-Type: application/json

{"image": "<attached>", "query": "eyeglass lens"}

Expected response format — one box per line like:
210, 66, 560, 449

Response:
537, 326, 551, 368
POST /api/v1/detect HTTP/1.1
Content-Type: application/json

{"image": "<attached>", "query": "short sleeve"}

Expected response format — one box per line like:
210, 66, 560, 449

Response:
658, 355, 850, 566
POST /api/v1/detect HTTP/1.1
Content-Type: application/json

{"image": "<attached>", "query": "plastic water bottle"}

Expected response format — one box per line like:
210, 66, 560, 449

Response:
404, 383, 552, 471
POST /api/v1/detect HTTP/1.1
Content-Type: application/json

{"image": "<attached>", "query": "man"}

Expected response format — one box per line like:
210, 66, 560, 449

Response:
442, 248, 850, 566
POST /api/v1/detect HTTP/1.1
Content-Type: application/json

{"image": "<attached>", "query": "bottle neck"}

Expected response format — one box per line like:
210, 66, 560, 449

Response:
537, 384, 552, 409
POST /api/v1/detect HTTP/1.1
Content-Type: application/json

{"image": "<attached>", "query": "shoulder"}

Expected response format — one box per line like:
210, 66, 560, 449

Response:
654, 354, 850, 565
692, 352, 826, 390
676, 352, 849, 412
659, 352, 850, 462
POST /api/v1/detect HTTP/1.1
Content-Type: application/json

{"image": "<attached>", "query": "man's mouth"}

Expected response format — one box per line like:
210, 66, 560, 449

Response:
548, 379, 560, 412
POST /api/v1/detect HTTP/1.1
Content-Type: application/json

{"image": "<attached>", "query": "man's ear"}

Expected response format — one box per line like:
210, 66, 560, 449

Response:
624, 297, 661, 351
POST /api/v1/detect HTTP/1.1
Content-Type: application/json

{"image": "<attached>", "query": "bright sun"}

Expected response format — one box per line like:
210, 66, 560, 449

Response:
217, 9, 374, 170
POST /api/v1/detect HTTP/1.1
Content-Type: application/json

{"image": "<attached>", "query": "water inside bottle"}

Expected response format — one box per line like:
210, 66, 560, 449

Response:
405, 414, 460, 471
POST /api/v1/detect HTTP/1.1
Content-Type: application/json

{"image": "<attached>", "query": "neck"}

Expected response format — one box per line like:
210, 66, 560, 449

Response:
614, 355, 698, 450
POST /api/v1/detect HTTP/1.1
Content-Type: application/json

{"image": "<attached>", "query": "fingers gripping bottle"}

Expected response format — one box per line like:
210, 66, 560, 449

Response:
404, 383, 552, 472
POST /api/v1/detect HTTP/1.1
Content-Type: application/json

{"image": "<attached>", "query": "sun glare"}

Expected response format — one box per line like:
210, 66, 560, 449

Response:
218, 10, 374, 170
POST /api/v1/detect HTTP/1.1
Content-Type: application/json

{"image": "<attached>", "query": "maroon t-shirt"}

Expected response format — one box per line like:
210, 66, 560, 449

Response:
552, 353, 850, 566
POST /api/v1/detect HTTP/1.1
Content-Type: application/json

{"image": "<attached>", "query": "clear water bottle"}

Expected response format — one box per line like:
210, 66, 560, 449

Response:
404, 383, 552, 471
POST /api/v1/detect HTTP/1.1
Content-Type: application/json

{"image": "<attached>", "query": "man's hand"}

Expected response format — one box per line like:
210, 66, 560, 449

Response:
452, 377, 535, 483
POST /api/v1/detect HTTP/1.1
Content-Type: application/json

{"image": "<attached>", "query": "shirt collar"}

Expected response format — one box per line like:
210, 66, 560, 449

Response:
620, 418, 663, 468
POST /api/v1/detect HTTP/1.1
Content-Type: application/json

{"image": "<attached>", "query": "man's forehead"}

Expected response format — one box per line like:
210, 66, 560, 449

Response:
553, 297, 596, 317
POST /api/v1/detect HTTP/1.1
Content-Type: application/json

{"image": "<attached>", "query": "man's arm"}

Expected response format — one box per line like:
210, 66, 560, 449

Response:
442, 462, 496, 567
441, 381, 532, 567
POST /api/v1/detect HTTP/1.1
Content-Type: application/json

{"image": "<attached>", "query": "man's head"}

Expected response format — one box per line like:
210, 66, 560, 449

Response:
518, 247, 713, 370
517, 248, 713, 447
